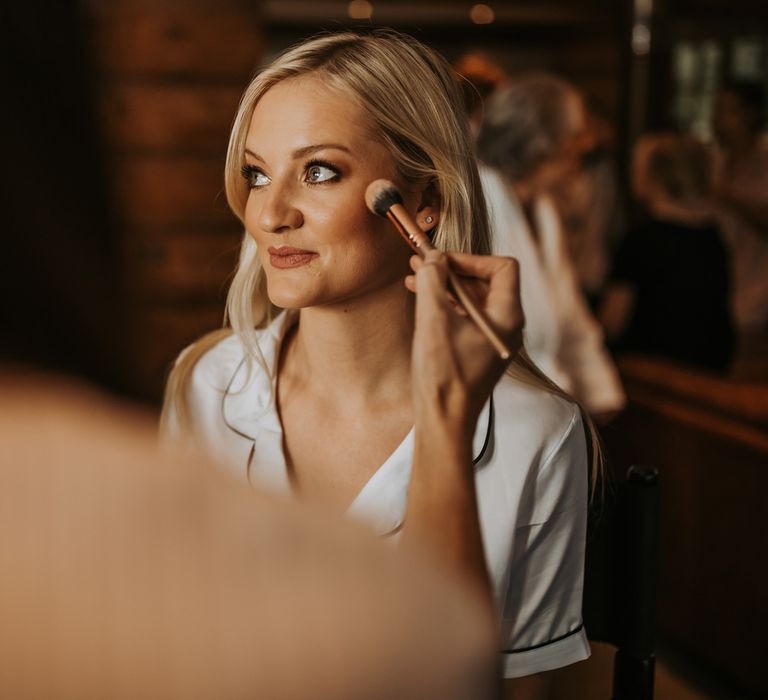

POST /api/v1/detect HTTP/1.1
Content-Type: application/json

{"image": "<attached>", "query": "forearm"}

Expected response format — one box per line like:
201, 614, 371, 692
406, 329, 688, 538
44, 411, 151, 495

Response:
404, 414, 493, 607
503, 672, 553, 700
598, 284, 635, 341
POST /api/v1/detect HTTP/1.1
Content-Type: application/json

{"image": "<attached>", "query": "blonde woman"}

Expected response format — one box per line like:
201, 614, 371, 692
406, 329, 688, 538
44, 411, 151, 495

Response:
163, 30, 594, 698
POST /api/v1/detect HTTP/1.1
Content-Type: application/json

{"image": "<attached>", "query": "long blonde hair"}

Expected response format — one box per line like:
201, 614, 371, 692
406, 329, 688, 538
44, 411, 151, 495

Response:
162, 29, 601, 487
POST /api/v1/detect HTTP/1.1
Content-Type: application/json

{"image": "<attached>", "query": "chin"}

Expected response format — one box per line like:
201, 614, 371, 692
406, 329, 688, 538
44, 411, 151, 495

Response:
266, 287, 313, 310
263, 276, 322, 309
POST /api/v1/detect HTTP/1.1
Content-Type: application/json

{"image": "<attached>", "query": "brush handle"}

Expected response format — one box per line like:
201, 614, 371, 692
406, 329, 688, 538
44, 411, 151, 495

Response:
387, 204, 512, 361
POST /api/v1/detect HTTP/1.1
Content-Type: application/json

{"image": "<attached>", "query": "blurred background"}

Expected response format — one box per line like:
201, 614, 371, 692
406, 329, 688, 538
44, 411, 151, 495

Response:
1, 0, 766, 698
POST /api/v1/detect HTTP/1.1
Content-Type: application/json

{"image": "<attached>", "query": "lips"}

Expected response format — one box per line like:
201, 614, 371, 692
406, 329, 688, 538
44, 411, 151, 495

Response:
267, 246, 318, 269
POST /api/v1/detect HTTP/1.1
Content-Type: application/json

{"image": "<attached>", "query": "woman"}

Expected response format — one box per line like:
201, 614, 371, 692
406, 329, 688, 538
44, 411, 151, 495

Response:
163, 30, 593, 696
599, 133, 734, 372
476, 74, 625, 421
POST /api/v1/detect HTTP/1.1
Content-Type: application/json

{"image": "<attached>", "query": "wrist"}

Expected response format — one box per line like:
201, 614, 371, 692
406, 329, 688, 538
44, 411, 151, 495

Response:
414, 414, 474, 475
414, 397, 474, 445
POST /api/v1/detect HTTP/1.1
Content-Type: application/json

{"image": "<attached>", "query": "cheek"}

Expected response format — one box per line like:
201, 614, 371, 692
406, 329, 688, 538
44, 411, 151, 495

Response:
327, 212, 410, 281
243, 196, 262, 241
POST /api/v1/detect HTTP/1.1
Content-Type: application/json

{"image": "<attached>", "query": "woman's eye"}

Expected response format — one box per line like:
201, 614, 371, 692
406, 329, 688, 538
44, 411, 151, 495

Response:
241, 165, 270, 188
305, 164, 338, 184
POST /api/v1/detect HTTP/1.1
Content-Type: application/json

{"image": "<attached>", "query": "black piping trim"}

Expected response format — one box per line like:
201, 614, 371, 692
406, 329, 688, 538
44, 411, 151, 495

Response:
221, 356, 260, 484
221, 356, 254, 441
472, 393, 494, 465
381, 521, 405, 538
501, 623, 584, 654
245, 442, 256, 486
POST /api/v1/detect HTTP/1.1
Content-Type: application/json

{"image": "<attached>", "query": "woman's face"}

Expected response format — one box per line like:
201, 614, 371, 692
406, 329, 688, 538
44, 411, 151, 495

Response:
531, 94, 588, 193
242, 75, 425, 310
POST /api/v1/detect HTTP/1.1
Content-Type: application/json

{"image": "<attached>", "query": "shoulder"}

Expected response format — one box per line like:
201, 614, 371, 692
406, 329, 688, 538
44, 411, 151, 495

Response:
187, 332, 248, 396
492, 373, 583, 461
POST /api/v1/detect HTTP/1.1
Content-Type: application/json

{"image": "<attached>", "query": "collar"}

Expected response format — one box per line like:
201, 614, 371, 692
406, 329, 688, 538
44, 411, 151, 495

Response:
222, 311, 493, 536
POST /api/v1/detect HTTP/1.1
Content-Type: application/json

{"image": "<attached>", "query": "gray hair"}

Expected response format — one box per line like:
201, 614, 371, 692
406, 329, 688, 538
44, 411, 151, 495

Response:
476, 73, 582, 182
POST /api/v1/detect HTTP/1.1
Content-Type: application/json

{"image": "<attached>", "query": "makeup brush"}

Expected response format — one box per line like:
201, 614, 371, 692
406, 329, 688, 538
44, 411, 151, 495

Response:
365, 179, 512, 360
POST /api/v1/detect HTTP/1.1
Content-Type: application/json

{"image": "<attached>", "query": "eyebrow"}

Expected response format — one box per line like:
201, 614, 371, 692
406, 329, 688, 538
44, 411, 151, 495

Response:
244, 144, 352, 161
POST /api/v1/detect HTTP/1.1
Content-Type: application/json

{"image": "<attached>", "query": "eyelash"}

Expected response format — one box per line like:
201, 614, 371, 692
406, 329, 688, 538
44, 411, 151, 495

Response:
240, 159, 341, 189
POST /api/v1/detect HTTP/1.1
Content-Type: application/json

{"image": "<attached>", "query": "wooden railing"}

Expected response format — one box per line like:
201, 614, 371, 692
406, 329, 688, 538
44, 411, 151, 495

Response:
603, 355, 768, 696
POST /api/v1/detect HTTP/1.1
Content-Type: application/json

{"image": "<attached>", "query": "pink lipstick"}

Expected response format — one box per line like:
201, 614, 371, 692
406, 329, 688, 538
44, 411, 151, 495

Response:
267, 246, 318, 269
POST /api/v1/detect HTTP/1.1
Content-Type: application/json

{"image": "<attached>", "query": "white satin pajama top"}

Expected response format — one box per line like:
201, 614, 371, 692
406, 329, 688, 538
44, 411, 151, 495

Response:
164, 311, 591, 678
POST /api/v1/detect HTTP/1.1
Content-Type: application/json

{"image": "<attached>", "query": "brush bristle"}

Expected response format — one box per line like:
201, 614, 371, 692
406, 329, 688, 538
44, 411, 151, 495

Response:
365, 179, 403, 217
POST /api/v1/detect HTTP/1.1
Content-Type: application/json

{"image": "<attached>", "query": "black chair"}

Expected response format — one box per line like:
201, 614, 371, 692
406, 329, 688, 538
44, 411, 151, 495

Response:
582, 465, 660, 700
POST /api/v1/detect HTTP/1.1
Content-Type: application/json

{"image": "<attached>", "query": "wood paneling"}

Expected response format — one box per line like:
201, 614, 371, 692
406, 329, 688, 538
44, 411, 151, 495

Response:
123, 229, 242, 302
557, 42, 622, 74
101, 84, 243, 154
129, 303, 227, 399
112, 157, 235, 228
88, 2, 263, 79
604, 357, 768, 696
84, 0, 262, 402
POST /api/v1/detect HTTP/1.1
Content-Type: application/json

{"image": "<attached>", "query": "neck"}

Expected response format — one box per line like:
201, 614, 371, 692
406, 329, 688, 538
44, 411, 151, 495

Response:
282, 284, 415, 407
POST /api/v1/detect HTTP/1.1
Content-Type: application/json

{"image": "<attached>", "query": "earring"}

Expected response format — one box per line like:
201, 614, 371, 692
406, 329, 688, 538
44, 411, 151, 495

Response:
425, 215, 434, 224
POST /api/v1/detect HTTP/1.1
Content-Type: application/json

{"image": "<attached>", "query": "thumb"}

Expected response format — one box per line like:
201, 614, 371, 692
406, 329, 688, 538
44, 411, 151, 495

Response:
414, 250, 451, 336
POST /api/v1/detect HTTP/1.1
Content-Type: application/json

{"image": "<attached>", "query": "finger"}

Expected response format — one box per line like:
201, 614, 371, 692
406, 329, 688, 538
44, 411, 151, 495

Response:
424, 253, 520, 313
447, 254, 519, 307
414, 252, 513, 283
415, 250, 448, 294
408, 271, 467, 315
414, 251, 450, 325
443, 251, 519, 283
416, 252, 521, 331
445, 254, 523, 336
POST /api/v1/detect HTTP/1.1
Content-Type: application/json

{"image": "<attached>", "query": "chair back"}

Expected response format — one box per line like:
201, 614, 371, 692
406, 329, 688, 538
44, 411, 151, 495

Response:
583, 465, 660, 700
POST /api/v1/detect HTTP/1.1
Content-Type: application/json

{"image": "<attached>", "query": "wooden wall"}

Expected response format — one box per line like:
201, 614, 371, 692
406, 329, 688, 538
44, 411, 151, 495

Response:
603, 357, 768, 696
83, 0, 263, 401
266, 4, 628, 121
1, 2, 132, 390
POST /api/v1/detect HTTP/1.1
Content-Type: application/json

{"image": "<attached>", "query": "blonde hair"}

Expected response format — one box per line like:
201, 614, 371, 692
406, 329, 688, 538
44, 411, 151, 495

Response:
162, 29, 601, 488
633, 133, 711, 205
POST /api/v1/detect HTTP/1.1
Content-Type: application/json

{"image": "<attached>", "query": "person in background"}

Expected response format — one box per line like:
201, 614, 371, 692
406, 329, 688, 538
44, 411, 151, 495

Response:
599, 133, 734, 372
453, 51, 508, 137
550, 94, 625, 306
476, 73, 626, 422
711, 81, 768, 376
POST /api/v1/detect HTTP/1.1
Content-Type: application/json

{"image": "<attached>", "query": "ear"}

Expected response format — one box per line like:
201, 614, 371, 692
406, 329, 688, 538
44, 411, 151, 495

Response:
415, 179, 441, 232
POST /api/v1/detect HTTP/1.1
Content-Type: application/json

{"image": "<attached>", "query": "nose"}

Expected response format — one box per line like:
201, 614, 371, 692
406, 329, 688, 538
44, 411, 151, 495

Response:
255, 181, 304, 234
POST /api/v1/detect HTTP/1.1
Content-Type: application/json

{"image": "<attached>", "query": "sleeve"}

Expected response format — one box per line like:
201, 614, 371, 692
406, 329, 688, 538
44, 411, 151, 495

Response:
555, 239, 626, 414
157, 335, 239, 457
499, 408, 591, 677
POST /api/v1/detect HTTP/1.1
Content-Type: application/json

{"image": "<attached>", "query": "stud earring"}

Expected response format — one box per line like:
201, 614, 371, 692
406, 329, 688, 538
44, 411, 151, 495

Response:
425, 215, 434, 224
